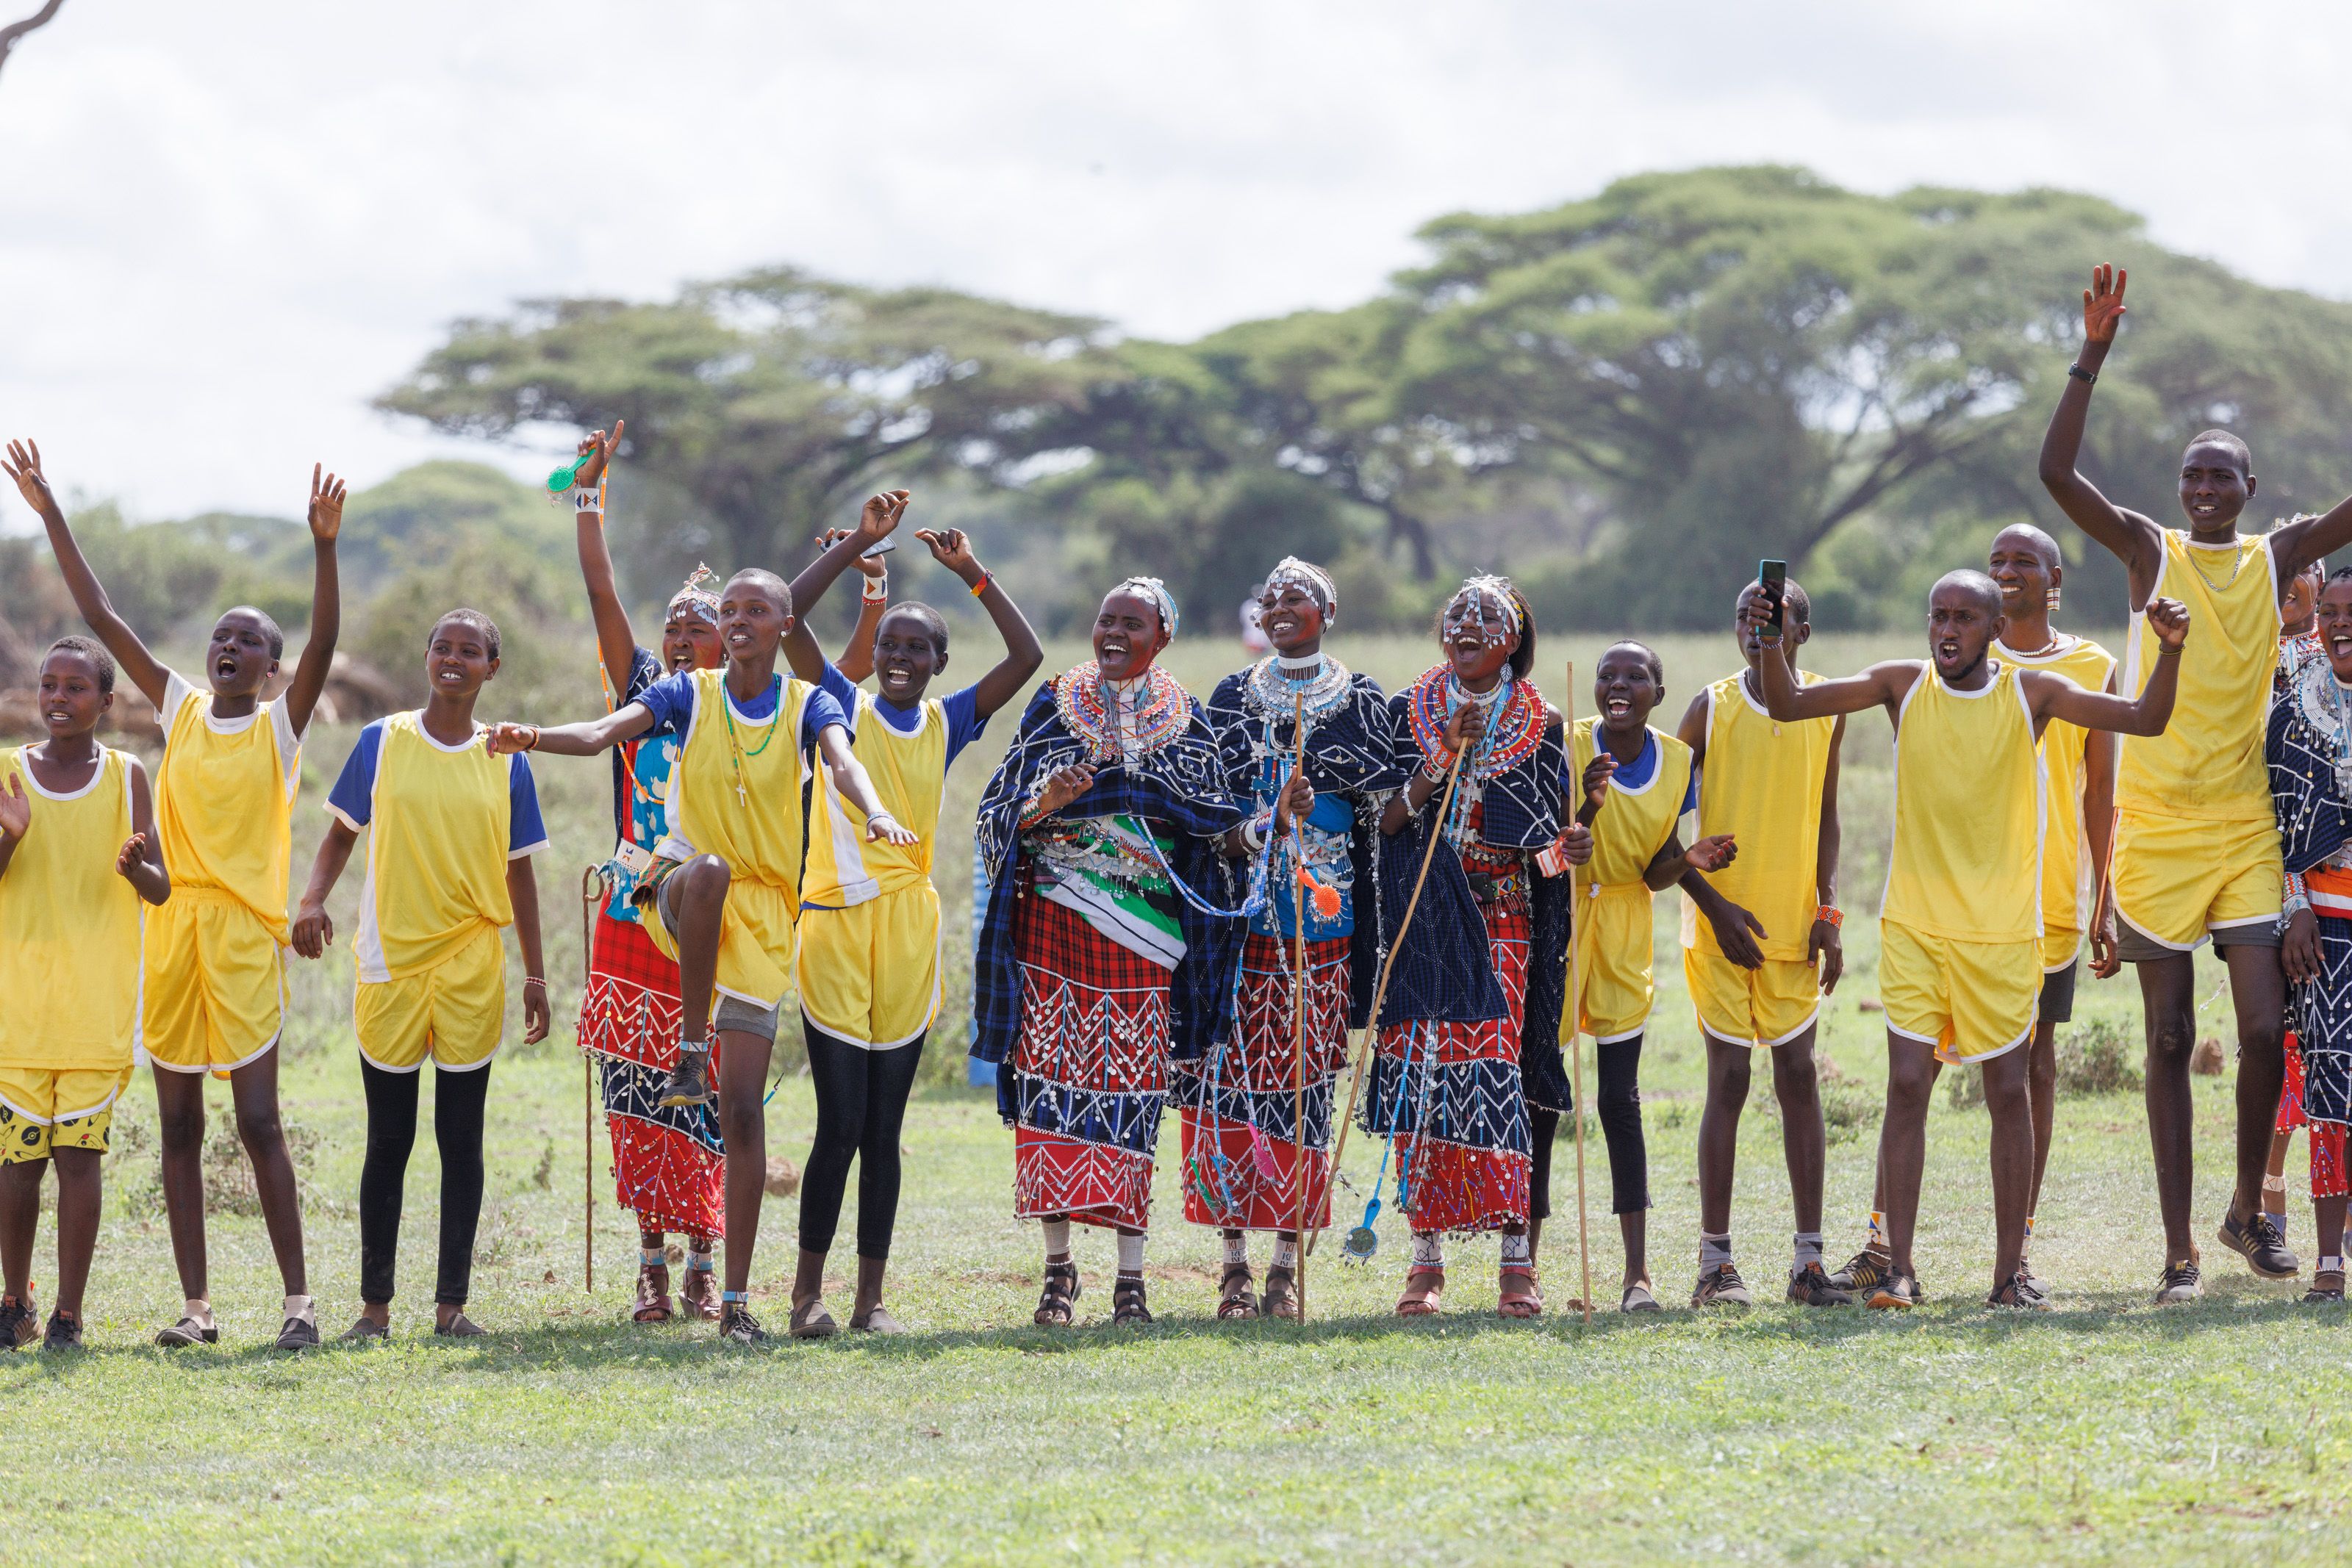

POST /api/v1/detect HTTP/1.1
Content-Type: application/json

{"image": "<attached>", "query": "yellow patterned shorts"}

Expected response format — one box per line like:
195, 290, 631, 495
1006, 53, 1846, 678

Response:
0, 1065, 135, 1163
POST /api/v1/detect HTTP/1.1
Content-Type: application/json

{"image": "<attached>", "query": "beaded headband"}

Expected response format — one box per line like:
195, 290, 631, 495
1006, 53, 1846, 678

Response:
1110, 575, 1180, 639
1449, 575, 1521, 637
1264, 556, 1338, 617
666, 564, 721, 625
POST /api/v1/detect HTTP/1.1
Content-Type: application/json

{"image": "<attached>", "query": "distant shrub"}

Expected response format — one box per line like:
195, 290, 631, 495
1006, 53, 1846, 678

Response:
1946, 1018, 2145, 1110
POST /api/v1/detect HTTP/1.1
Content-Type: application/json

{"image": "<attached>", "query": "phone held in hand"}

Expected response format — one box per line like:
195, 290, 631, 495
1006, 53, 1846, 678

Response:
1758, 558, 1787, 632
861, 536, 898, 560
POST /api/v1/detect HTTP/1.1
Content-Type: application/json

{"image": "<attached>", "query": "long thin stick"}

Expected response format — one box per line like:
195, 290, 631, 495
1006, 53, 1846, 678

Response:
1310, 744, 1466, 1256
1566, 661, 1592, 1326
582, 866, 603, 1295
1288, 686, 1311, 1320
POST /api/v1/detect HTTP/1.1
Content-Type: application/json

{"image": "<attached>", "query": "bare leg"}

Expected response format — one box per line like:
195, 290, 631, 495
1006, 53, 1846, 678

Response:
1696, 1034, 1752, 1237
792, 1246, 827, 1312
715, 1029, 773, 1297
1879, 1033, 1940, 1281
2264, 1130, 2294, 1224
1982, 1048, 2035, 1290
150, 1066, 209, 1300
0, 1159, 43, 1301
1770, 1028, 1827, 1237
2025, 1018, 2058, 1223
51, 1148, 102, 1320
231, 1048, 307, 1296
2134, 952, 2200, 1262
671, 855, 730, 1042
2223, 943, 2289, 1229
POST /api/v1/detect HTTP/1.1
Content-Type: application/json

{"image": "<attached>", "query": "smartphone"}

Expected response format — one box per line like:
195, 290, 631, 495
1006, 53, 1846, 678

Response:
861, 535, 898, 560
1758, 558, 1787, 633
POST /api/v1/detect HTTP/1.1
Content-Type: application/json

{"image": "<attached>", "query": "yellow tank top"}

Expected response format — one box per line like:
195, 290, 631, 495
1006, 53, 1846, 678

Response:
1680, 671, 1834, 963
802, 689, 947, 908
1884, 664, 2043, 942
154, 672, 302, 941
661, 669, 817, 910
0, 747, 143, 1070
2118, 530, 2278, 821
1998, 636, 2115, 936
1572, 720, 1693, 892
352, 713, 517, 982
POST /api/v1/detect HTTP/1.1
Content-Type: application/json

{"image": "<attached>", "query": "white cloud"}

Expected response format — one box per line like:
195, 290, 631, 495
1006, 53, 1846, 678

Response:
2, 0, 2347, 519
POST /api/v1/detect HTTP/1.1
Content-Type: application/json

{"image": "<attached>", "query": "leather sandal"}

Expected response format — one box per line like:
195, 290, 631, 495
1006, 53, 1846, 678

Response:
789, 1298, 838, 1339
1111, 1274, 1153, 1326
849, 1303, 907, 1334
1497, 1264, 1544, 1319
633, 1262, 675, 1323
1034, 1262, 1080, 1327
1216, 1264, 1259, 1320
680, 1262, 722, 1322
434, 1312, 488, 1338
1396, 1267, 1445, 1317
1261, 1265, 1301, 1322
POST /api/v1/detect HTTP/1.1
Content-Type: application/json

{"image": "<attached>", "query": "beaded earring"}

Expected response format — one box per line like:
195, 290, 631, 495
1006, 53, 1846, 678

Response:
2046, 586, 2062, 612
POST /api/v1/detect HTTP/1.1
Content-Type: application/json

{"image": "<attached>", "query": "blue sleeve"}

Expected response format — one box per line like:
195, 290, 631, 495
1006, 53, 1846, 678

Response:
507, 754, 550, 855
634, 672, 697, 741
325, 722, 384, 829
800, 686, 849, 751
814, 658, 860, 728
942, 683, 989, 766
1681, 771, 1699, 816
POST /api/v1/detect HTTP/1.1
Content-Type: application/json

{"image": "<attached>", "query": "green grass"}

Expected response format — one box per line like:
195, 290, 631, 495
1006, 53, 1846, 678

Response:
9, 628, 2350, 1564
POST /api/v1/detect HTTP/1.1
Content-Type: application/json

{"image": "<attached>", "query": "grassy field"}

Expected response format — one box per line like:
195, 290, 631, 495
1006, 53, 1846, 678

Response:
7, 629, 2352, 1565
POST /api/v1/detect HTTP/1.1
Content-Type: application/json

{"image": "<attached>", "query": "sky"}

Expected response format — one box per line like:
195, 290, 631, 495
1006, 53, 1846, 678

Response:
4, 0, 2350, 522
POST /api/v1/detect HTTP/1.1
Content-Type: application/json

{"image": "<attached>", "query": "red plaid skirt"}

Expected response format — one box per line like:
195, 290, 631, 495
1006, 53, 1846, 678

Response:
1009, 891, 1172, 1231
1177, 932, 1350, 1231
581, 913, 723, 1237
2278, 1032, 2350, 1199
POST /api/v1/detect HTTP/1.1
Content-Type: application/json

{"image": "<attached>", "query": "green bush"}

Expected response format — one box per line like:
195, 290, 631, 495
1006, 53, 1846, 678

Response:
1946, 1018, 2145, 1110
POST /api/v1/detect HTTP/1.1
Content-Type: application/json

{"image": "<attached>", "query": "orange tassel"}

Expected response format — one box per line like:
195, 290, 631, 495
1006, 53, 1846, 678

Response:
1297, 867, 1342, 921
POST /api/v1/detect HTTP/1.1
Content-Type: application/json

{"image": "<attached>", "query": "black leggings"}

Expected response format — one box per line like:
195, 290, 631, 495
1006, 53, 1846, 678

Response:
359, 1058, 492, 1307
1527, 1035, 1649, 1220
797, 1019, 925, 1259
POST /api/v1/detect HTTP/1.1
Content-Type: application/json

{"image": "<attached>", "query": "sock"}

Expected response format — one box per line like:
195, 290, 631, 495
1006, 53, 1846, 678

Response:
1793, 1231, 1822, 1270
1410, 1231, 1445, 1271
1116, 1231, 1147, 1277
282, 1294, 314, 1327
184, 1296, 215, 1329
1699, 1232, 1733, 1270
1040, 1218, 1072, 1260
1868, 1210, 1887, 1252
1222, 1234, 1250, 1269
2274, 1210, 2292, 1242
1269, 1235, 1298, 1271
1499, 1231, 1532, 1268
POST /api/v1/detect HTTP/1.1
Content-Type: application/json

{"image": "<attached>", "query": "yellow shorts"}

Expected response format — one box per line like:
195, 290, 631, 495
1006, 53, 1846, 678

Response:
1879, 921, 2039, 1065
2042, 927, 2082, 974
2112, 809, 2283, 950
143, 888, 287, 1076
0, 1065, 134, 1163
354, 926, 504, 1073
795, 884, 942, 1049
1569, 884, 1654, 1044
1684, 949, 1821, 1048
639, 860, 797, 1009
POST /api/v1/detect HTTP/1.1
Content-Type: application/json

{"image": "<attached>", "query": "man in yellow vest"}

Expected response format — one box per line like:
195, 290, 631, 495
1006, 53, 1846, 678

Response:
2040, 263, 2352, 1301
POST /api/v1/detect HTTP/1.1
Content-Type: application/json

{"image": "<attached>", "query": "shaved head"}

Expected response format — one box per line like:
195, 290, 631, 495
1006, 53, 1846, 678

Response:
1932, 569, 2004, 618
1990, 524, 2061, 573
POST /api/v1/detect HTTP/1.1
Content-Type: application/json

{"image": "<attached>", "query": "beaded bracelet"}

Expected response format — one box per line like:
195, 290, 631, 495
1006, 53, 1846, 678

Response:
970, 570, 994, 598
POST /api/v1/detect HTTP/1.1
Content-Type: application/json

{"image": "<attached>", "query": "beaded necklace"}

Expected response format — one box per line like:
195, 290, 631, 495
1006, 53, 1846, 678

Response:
1406, 664, 1546, 780
1053, 662, 1189, 766
720, 673, 783, 805
1243, 652, 1353, 724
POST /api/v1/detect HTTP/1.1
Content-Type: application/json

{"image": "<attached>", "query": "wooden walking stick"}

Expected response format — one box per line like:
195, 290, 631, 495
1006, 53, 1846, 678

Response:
1565, 661, 1593, 1326
581, 866, 604, 1295
1310, 743, 1466, 1257
1288, 687, 1311, 1319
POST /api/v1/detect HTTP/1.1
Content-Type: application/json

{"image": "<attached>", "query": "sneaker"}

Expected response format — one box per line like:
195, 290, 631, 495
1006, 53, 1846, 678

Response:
433, 1312, 488, 1338
1786, 1262, 1854, 1307
0, 1293, 40, 1351
2216, 1209, 2299, 1279
1987, 1270, 2052, 1311
275, 1315, 320, 1351
1866, 1271, 1919, 1311
2152, 1259, 2202, 1305
1690, 1263, 1753, 1308
720, 1303, 768, 1344
154, 1316, 218, 1348
1828, 1246, 1893, 1293
42, 1310, 83, 1351
659, 1047, 714, 1109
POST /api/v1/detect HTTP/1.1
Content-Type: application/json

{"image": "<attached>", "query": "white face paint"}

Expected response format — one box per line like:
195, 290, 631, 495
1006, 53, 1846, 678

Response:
1444, 586, 1516, 648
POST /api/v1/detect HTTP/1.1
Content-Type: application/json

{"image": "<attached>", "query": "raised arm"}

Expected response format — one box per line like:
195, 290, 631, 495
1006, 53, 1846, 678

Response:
483, 702, 657, 759
2037, 265, 2165, 606
814, 723, 919, 846
3, 439, 169, 708
566, 424, 642, 696
2029, 599, 2188, 738
782, 492, 907, 685
917, 527, 1043, 717
1754, 639, 1917, 724
833, 563, 889, 684
2268, 493, 2352, 580
281, 464, 346, 735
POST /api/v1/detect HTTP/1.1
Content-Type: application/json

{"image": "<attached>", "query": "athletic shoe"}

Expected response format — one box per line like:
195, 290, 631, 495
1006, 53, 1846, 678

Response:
1690, 1264, 1752, 1308
2216, 1209, 2300, 1279
154, 1317, 218, 1348
1829, 1247, 1893, 1294
659, 1049, 714, 1109
275, 1315, 320, 1351
2152, 1259, 2202, 1305
1987, 1270, 2052, 1311
43, 1310, 83, 1351
433, 1312, 488, 1338
1785, 1262, 1854, 1307
1866, 1272, 1919, 1310
720, 1303, 768, 1345
0, 1294, 37, 1351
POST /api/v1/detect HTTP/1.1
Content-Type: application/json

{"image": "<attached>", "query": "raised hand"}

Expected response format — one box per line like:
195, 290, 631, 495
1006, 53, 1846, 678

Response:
0, 774, 28, 843
482, 722, 539, 757
1685, 832, 1738, 873
2, 439, 57, 517
114, 830, 150, 882
814, 526, 889, 582
574, 420, 625, 489
292, 900, 334, 960
854, 489, 911, 552
309, 464, 348, 541
2083, 263, 2128, 344
2145, 595, 2190, 651
1580, 751, 1616, 811
916, 527, 982, 582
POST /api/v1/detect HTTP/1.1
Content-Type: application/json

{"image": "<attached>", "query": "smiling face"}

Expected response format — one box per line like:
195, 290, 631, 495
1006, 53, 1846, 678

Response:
873, 607, 946, 705
662, 608, 724, 674
2319, 578, 2352, 684
37, 650, 112, 741
1258, 580, 1327, 657
207, 609, 282, 698
2284, 558, 2326, 636
1440, 587, 1518, 687
2178, 441, 2254, 534
1093, 589, 1167, 681
425, 615, 498, 702
1593, 644, 1660, 735
1985, 527, 2059, 625
1925, 578, 2004, 685
718, 574, 793, 665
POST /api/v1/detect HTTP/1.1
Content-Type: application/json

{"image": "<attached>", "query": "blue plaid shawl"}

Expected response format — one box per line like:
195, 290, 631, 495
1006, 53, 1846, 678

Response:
970, 677, 1244, 1093
2271, 675, 2352, 1124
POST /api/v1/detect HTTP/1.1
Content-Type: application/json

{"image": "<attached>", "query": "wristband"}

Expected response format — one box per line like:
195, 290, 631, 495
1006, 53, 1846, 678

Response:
520, 724, 541, 752
2158, 643, 2182, 658
523, 977, 547, 991
861, 575, 889, 604
970, 570, 993, 598
572, 487, 601, 514
2068, 363, 2097, 385
1815, 905, 1843, 929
